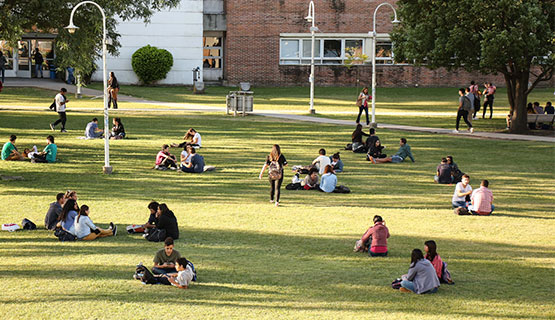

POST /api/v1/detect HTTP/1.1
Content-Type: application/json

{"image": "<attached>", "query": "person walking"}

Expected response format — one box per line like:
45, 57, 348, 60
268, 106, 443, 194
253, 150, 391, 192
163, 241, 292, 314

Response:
50, 88, 69, 132
259, 144, 287, 207
469, 81, 480, 119
33, 48, 44, 78
355, 87, 371, 126
483, 82, 496, 119
0, 51, 6, 84
107, 72, 119, 109
454, 88, 473, 133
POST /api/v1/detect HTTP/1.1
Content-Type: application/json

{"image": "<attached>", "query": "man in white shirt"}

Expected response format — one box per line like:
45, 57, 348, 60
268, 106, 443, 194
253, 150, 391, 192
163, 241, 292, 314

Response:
312, 148, 331, 175
50, 88, 68, 132
452, 174, 472, 208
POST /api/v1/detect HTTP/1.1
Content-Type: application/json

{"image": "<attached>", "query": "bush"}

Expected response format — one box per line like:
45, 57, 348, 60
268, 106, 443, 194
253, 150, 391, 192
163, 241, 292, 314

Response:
131, 45, 173, 85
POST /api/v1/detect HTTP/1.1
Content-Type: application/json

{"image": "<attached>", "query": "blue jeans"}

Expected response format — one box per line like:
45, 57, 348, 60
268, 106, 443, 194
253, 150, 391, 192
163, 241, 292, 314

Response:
35, 63, 43, 78
391, 155, 403, 163
452, 201, 467, 208
401, 280, 438, 294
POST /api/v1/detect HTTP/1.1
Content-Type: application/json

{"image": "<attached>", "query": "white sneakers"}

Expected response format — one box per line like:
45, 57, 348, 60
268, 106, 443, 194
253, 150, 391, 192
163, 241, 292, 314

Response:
452, 130, 459, 133
470, 128, 474, 133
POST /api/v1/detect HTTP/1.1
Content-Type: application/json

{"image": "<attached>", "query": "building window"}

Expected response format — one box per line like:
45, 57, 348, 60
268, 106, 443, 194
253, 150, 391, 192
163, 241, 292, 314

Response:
203, 37, 222, 69
375, 41, 393, 65
279, 38, 365, 65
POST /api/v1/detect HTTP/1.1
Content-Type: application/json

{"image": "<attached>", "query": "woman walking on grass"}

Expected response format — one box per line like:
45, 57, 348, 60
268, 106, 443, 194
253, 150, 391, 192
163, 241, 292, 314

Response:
259, 144, 287, 207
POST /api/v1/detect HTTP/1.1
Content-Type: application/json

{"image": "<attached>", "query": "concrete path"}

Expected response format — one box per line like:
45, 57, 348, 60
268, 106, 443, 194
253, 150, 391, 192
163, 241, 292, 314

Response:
3, 78, 554, 143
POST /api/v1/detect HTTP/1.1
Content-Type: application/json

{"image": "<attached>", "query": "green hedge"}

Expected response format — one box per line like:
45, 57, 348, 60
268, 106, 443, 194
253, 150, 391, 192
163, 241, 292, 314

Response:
131, 45, 173, 85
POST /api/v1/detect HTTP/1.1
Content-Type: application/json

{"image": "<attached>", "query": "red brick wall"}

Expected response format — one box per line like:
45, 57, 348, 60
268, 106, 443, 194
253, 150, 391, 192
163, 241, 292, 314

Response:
224, 0, 554, 88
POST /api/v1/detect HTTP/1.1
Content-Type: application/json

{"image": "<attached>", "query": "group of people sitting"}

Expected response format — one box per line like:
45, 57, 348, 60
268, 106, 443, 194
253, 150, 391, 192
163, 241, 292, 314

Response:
154, 128, 206, 173
451, 175, 495, 215
287, 149, 349, 193
84, 117, 126, 140
434, 156, 464, 184
347, 126, 415, 164
525, 101, 554, 130
2, 134, 57, 163
354, 215, 453, 294
44, 190, 117, 240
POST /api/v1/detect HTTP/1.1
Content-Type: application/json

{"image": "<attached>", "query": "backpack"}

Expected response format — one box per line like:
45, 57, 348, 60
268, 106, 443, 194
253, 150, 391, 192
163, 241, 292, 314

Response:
54, 227, 77, 241
49, 99, 56, 111
145, 228, 166, 242
391, 278, 402, 290
134, 263, 157, 284
21, 218, 37, 230
268, 160, 282, 180
186, 260, 197, 282
462, 96, 472, 111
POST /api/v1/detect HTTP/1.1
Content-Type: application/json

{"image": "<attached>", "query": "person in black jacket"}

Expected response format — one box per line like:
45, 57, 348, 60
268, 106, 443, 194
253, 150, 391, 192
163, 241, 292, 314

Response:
157, 203, 179, 240
44, 192, 65, 230
107, 72, 120, 109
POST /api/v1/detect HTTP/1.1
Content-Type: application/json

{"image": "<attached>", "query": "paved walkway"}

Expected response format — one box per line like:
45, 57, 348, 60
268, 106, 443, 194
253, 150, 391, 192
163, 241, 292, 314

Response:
3, 78, 554, 143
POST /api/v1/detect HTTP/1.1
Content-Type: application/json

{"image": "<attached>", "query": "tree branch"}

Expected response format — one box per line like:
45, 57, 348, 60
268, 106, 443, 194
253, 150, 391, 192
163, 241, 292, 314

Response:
525, 65, 554, 95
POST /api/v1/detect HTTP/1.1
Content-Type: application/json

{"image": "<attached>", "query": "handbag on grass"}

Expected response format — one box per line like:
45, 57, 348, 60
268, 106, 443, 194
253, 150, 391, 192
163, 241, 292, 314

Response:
145, 228, 166, 242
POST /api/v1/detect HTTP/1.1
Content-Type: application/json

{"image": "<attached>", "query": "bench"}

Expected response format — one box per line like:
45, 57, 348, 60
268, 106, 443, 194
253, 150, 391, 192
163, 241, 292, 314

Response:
527, 114, 555, 128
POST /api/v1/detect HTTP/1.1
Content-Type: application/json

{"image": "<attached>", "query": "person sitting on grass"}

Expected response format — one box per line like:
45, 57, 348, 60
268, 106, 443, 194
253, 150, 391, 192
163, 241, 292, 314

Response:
180, 143, 191, 165
172, 128, 202, 149
367, 139, 386, 161
85, 118, 104, 139
287, 167, 319, 190
434, 158, 453, 184
31, 135, 57, 163
155, 144, 178, 170
329, 152, 344, 173
45, 192, 65, 230
142, 257, 195, 289
157, 203, 179, 240
74, 205, 116, 240
109, 117, 125, 140
350, 124, 369, 152
311, 148, 331, 174
57, 199, 79, 235
399, 249, 440, 294
468, 180, 494, 215
153, 237, 182, 275
369, 138, 415, 164
446, 156, 464, 183
452, 174, 472, 208
424, 240, 454, 284
365, 128, 379, 151
354, 215, 390, 257
143, 201, 160, 233
180, 145, 205, 173
2, 134, 25, 161
317, 165, 350, 193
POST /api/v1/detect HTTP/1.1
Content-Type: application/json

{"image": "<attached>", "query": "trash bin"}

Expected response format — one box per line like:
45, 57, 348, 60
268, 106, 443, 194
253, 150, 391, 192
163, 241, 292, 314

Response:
226, 90, 253, 116
49, 65, 56, 79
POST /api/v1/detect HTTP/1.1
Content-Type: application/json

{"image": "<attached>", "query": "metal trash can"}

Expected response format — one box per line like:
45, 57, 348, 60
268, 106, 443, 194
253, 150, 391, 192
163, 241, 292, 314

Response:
226, 90, 253, 116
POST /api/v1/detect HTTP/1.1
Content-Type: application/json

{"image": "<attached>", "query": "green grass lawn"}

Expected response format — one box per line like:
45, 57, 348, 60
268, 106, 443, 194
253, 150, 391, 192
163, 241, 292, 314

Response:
0, 109, 554, 319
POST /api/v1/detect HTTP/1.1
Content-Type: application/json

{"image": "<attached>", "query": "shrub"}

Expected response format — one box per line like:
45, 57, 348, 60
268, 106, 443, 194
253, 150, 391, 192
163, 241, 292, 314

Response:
131, 45, 173, 85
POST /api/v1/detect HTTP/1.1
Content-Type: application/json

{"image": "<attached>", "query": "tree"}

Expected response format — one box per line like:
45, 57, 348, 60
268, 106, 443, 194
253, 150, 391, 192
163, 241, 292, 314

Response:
0, 0, 180, 82
391, 0, 554, 133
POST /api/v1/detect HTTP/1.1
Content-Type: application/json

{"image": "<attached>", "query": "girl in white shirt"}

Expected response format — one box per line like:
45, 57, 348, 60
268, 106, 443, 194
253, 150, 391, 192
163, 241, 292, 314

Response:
74, 205, 116, 240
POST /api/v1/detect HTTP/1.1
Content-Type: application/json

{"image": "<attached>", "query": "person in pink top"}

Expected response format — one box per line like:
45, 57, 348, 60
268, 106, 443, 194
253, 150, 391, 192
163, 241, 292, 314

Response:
354, 215, 390, 257
424, 240, 454, 284
155, 144, 178, 170
483, 82, 496, 119
469, 180, 494, 215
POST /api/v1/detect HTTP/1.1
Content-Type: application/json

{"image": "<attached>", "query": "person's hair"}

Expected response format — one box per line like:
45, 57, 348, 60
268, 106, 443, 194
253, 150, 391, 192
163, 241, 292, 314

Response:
188, 146, 196, 154
56, 193, 65, 202
148, 201, 159, 211
424, 240, 437, 262
352, 124, 363, 140
375, 139, 381, 147
183, 143, 191, 151
65, 190, 76, 199
462, 174, 470, 179
465, 87, 470, 92
470, 80, 475, 85
410, 248, 425, 268
362, 86, 368, 92
9, 134, 16, 142
459, 88, 465, 94
164, 237, 174, 246
323, 164, 334, 174
162, 144, 169, 150
158, 203, 169, 215
446, 155, 453, 162
481, 179, 489, 187
441, 157, 447, 163
76, 204, 89, 223
308, 167, 319, 175
533, 101, 540, 107
175, 257, 188, 268
59, 199, 78, 222
546, 101, 552, 107
184, 128, 197, 140
373, 215, 383, 223
92, 117, 98, 122
332, 152, 340, 160
527, 102, 533, 109
269, 144, 281, 161
400, 137, 407, 144
114, 117, 122, 125
319, 148, 326, 155
369, 128, 375, 135
61, 88, 67, 92
47, 135, 54, 143
110, 71, 115, 78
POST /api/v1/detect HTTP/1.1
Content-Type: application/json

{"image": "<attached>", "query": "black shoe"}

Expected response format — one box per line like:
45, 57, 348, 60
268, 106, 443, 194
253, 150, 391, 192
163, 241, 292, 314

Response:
112, 225, 118, 236
110, 222, 114, 230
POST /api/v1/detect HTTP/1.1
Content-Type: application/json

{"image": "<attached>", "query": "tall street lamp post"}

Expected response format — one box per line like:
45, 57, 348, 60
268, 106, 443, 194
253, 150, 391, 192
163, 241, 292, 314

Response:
65, 1, 112, 174
305, 1, 319, 114
369, 2, 399, 128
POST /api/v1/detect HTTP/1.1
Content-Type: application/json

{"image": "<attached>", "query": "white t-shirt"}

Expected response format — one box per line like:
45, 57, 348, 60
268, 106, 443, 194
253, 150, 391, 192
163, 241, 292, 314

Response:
180, 150, 190, 163
55, 93, 66, 112
192, 132, 202, 147
452, 182, 472, 202
174, 265, 194, 287
314, 155, 331, 175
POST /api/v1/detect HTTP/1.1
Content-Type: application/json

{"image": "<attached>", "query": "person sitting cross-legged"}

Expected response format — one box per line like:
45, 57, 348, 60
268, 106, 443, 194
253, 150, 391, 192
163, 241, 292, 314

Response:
1, 134, 25, 161
32, 135, 57, 163
85, 118, 104, 139
468, 180, 495, 215
180, 145, 205, 173
434, 158, 453, 184
399, 249, 440, 294
369, 138, 415, 164
452, 174, 472, 208
153, 237, 182, 275
354, 215, 390, 257
155, 144, 178, 170
74, 205, 116, 240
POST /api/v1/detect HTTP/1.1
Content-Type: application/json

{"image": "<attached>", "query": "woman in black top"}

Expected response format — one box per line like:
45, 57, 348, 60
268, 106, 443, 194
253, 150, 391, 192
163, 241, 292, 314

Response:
367, 139, 386, 161
109, 117, 125, 139
259, 144, 287, 207
157, 203, 179, 240
108, 72, 120, 109
351, 124, 369, 152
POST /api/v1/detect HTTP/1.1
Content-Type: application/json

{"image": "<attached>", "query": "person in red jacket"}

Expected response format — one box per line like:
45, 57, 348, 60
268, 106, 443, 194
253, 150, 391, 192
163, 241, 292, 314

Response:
424, 240, 454, 284
354, 215, 390, 256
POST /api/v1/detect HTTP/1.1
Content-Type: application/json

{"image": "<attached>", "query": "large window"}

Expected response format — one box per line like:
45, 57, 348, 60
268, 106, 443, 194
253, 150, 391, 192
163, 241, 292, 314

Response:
203, 37, 222, 69
375, 41, 393, 65
280, 38, 365, 65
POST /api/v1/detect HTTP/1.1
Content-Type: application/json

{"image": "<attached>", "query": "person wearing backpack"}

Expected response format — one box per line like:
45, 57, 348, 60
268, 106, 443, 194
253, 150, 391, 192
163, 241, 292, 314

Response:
454, 88, 474, 133
259, 144, 287, 207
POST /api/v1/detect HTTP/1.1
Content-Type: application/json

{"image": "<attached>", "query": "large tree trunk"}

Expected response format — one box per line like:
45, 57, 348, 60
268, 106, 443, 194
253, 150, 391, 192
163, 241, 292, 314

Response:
507, 72, 530, 134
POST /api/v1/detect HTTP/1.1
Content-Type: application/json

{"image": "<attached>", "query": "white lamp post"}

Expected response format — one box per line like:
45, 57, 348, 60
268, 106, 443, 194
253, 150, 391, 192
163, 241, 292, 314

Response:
65, 1, 112, 174
305, 1, 319, 114
369, 2, 399, 128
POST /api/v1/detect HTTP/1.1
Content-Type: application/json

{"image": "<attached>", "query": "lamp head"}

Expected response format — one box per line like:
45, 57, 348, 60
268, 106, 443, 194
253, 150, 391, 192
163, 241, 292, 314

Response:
65, 23, 79, 34
392, 18, 401, 25
305, 14, 313, 23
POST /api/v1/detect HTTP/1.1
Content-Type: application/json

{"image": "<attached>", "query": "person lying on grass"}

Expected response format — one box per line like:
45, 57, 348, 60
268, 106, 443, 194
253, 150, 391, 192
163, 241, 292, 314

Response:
288, 167, 319, 190
74, 205, 116, 240
354, 215, 390, 256
399, 249, 440, 294
153, 237, 181, 275
368, 138, 414, 164
143, 257, 195, 289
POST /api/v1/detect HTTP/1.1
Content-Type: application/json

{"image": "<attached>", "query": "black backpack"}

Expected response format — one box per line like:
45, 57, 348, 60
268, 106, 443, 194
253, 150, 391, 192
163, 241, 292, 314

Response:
134, 263, 157, 284
21, 218, 37, 230
49, 99, 56, 111
145, 228, 166, 242
54, 227, 77, 241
